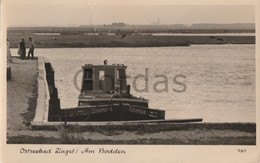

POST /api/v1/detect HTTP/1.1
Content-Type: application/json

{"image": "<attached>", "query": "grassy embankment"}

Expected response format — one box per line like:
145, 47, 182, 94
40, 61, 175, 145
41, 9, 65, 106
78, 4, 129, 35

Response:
8, 123, 256, 145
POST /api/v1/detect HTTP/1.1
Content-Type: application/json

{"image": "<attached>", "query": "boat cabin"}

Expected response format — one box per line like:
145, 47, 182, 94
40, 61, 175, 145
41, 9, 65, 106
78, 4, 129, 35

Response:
61, 62, 165, 121
81, 63, 128, 95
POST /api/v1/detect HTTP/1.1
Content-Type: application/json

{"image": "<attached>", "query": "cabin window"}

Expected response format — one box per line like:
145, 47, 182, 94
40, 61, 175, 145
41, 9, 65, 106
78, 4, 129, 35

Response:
96, 69, 114, 91
83, 69, 92, 79
117, 70, 120, 80
99, 71, 105, 80
118, 69, 125, 79
82, 69, 93, 91
118, 69, 127, 92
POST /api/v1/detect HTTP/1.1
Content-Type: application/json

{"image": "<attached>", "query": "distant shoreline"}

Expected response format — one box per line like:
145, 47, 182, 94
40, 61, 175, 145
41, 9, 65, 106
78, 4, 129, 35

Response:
7, 26, 255, 48
8, 35, 255, 48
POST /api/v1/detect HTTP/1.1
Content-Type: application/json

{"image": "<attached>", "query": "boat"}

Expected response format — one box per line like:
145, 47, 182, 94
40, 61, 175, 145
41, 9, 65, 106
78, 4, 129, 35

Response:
61, 61, 165, 121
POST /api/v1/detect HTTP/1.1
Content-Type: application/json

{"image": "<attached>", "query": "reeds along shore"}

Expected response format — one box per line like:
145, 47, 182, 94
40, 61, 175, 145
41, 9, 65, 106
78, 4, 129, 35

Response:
7, 34, 255, 48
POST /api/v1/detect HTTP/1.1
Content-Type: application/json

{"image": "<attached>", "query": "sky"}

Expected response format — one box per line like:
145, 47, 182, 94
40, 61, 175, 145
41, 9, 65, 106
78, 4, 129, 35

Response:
3, 0, 255, 27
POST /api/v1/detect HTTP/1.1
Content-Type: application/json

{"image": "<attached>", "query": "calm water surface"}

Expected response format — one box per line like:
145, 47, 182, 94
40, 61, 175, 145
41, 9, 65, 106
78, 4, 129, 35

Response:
11, 45, 255, 122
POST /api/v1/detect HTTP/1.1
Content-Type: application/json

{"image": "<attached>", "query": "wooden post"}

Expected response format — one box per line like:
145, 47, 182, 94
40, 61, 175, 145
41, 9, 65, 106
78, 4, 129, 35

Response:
7, 65, 11, 81
45, 63, 61, 121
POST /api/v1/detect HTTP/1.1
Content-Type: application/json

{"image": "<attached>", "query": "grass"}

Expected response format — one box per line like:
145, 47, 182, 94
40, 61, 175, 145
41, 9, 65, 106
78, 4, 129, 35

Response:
11, 123, 252, 144
8, 26, 255, 35
56, 125, 85, 144
7, 122, 256, 144
40, 123, 256, 133
7, 135, 256, 145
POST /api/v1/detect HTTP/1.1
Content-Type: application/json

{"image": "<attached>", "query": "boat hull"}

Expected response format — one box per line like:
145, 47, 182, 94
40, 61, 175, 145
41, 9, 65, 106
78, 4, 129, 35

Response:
61, 103, 165, 122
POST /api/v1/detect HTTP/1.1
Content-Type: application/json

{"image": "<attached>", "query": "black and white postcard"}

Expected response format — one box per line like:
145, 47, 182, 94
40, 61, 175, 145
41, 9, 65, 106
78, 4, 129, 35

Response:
1, 0, 259, 162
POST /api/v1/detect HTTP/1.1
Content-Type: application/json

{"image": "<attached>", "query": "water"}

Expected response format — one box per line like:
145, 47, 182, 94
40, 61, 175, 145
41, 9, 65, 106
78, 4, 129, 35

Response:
151, 33, 255, 36
11, 44, 255, 122
33, 33, 61, 36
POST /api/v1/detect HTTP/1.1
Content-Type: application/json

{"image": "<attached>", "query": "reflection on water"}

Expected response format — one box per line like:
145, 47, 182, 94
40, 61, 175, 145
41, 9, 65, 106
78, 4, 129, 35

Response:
11, 44, 255, 122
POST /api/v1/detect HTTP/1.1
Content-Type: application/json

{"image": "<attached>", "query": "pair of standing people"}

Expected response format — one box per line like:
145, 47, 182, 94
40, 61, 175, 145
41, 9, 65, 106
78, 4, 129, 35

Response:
18, 37, 34, 60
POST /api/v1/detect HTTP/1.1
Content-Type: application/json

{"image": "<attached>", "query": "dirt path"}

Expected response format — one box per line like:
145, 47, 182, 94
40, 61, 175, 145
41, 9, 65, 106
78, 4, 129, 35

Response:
7, 57, 38, 135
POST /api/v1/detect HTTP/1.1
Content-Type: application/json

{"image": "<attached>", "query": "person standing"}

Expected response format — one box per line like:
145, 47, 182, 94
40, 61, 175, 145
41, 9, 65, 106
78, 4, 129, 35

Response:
7, 39, 12, 63
27, 37, 34, 60
18, 38, 26, 60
